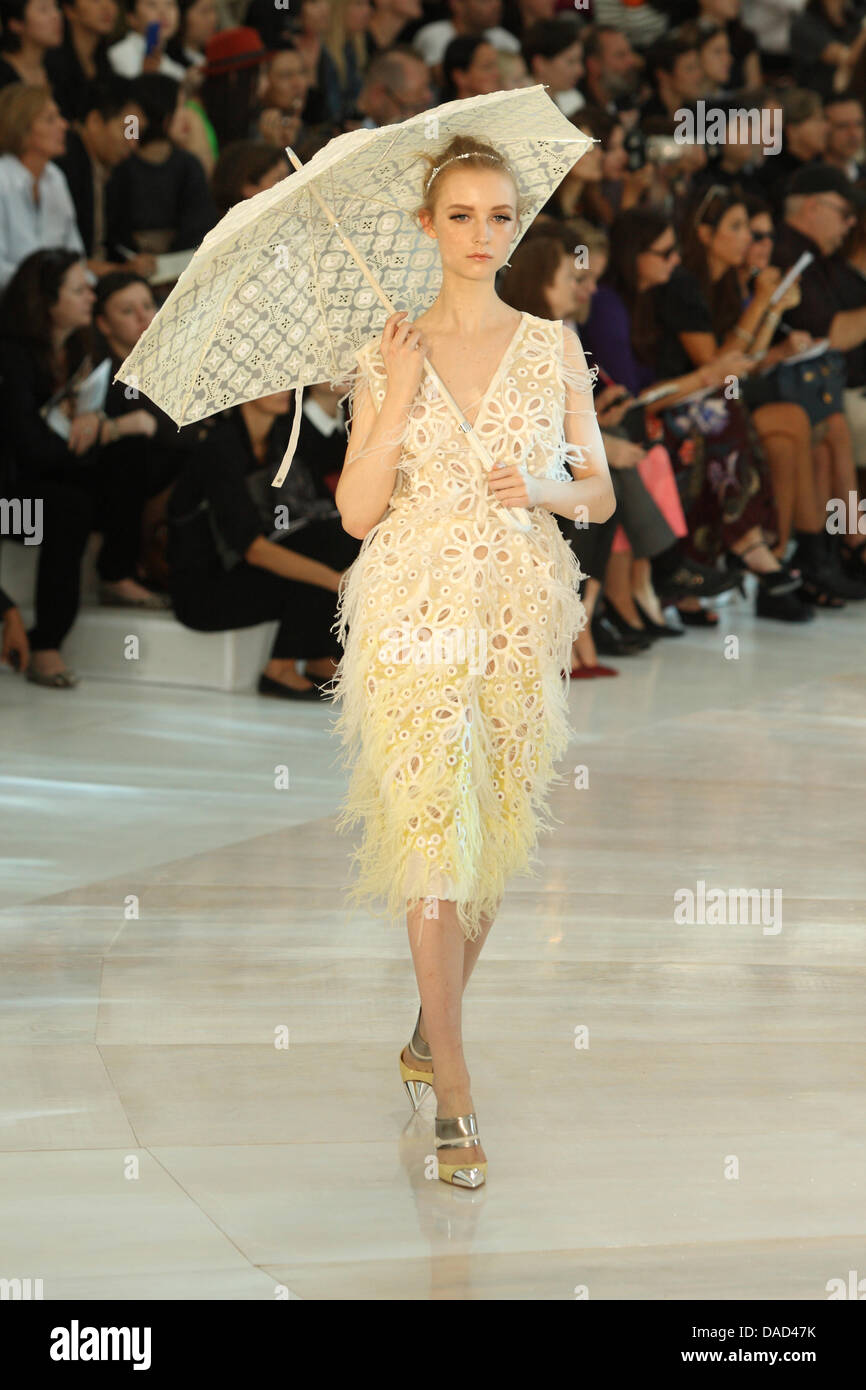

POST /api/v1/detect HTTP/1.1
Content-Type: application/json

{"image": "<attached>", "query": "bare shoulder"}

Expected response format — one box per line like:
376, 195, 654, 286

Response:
560, 322, 588, 363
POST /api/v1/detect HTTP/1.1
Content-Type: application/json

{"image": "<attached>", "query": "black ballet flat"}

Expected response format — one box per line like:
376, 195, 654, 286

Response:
257, 674, 323, 700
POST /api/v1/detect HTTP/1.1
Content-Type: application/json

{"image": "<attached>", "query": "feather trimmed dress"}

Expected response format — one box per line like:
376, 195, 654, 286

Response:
326, 310, 597, 941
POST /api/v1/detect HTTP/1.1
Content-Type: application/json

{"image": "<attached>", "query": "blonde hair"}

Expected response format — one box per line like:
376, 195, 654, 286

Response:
325, 0, 369, 87
0, 83, 55, 158
417, 134, 523, 217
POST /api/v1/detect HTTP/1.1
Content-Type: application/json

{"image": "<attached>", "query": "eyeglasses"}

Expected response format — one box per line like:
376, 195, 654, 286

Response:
750, 230, 773, 241
646, 243, 679, 260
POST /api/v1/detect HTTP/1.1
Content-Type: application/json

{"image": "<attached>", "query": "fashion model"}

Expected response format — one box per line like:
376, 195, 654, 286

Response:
329, 134, 615, 1188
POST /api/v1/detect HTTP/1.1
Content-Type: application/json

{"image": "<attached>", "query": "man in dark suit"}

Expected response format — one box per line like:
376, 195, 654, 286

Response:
52, 74, 151, 280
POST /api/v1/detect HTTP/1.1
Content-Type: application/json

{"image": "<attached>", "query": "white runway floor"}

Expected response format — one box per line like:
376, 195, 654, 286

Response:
1, 593, 864, 1301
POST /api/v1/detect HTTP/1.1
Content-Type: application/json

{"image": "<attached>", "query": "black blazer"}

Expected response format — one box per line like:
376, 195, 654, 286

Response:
52, 128, 123, 260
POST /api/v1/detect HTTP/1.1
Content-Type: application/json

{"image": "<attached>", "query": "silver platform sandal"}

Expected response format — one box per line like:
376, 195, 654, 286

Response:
435, 1113, 487, 1188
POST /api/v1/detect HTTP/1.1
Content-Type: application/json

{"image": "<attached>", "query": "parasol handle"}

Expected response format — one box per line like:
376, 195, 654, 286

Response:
283, 146, 532, 533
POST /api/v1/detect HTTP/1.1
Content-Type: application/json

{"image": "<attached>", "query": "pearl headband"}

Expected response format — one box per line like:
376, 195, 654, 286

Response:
424, 151, 505, 193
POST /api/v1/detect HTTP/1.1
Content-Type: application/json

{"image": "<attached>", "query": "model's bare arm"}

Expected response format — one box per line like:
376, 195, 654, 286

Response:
336, 312, 427, 539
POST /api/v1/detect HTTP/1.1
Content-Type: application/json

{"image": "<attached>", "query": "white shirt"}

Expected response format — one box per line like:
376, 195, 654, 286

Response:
108, 30, 187, 82
412, 20, 520, 67
740, 0, 808, 56
303, 396, 344, 437
0, 154, 86, 290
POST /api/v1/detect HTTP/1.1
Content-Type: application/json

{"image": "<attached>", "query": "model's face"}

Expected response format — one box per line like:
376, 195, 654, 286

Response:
456, 42, 501, 97
745, 213, 773, 271
635, 225, 679, 291
703, 202, 751, 268
18, 0, 64, 48
700, 32, 732, 87
826, 102, 865, 160
536, 40, 583, 94
51, 261, 95, 331
420, 168, 518, 280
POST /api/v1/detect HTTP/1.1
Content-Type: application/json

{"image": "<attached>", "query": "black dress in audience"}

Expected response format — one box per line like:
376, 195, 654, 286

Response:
0, 334, 160, 651
105, 147, 219, 258
44, 28, 116, 123
166, 404, 360, 665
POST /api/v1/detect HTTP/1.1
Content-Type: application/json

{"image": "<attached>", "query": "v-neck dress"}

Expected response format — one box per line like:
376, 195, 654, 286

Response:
327, 311, 593, 941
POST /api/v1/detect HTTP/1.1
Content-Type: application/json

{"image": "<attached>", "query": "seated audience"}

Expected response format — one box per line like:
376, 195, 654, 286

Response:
441, 34, 502, 100
0, 0, 64, 92
44, 0, 118, 122
166, 390, 361, 699
210, 137, 288, 216
52, 74, 153, 280
105, 72, 219, 258
0, 249, 168, 688
413, 0, 520, 70
324, 0, 372, 123
355, 46, 432, 126
0, 82, 86, 289
522, 18, 585, 117
366, 0, 422, 57
108, 0, 188, 80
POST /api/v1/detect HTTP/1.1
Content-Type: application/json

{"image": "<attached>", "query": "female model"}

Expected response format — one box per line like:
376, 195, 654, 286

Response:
329, 135, 614, 1188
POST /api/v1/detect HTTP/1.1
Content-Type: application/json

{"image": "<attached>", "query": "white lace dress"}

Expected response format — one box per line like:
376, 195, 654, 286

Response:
327, 310, 597, 940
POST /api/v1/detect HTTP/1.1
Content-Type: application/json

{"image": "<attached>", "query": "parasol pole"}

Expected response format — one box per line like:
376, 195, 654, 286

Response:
279, 147, 531, 531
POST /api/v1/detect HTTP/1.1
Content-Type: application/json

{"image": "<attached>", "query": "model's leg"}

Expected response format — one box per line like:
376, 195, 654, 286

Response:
405, 898, 486, 1169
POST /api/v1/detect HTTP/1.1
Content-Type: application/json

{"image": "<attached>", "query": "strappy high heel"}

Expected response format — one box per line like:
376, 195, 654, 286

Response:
435, 1113, 487, 1189
398, 1006, 434, 1111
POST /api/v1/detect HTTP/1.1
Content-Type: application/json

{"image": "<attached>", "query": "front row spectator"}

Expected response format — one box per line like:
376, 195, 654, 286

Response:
0, 249, 168, 688
166, 391, 361, 700
0, 83, 86, 291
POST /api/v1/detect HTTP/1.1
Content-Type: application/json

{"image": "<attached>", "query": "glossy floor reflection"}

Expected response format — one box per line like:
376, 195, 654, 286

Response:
1, 596, 865, 1299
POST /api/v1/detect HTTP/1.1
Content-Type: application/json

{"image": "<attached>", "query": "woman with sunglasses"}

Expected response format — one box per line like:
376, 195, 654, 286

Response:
681, 186, 860, 606
585, 205, 814, 623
